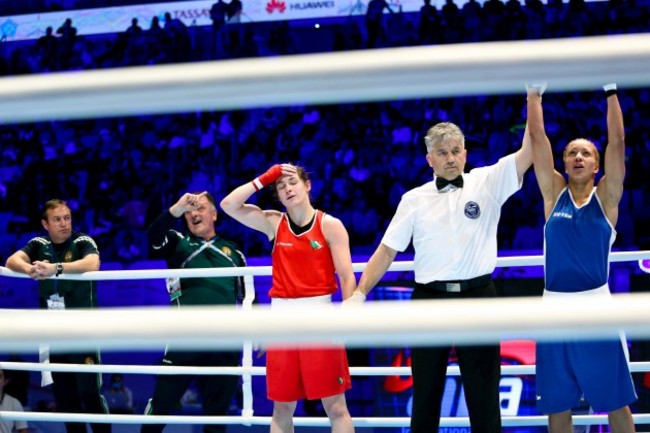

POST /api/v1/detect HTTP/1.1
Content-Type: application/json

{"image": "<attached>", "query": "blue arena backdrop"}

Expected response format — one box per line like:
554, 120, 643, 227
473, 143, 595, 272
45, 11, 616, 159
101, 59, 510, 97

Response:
0, 0, 608, 43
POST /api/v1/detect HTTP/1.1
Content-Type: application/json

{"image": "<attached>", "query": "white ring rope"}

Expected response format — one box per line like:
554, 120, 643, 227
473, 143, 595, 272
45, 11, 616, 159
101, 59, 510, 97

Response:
2, 251, 650, 428
1, 249, 650, 350
1, 250, 648, 280
0, 33, 649, 123
1, 251, 649, 354
2, 412, 650, 428
3, 361, 650, 376
0, 412, 650, 427
2, 285, 650, 350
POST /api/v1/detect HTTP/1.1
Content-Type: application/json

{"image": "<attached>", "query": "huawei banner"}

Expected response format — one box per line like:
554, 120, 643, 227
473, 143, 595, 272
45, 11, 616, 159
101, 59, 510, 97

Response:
0, 0, 597, 42
0, 0, 398, 42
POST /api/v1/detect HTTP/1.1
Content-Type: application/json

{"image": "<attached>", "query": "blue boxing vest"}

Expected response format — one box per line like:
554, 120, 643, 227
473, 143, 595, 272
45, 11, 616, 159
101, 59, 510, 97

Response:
544, 187, 615, 293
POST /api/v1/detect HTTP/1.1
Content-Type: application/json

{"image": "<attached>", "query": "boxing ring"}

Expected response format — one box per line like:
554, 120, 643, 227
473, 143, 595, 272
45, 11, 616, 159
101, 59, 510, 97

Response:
2, 250, 650, 428
1, 31, 650, 430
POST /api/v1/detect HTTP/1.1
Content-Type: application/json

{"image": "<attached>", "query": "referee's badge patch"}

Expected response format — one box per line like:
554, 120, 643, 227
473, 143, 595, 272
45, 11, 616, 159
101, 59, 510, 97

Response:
464, 201, 481, 219
221, 246, 232, 256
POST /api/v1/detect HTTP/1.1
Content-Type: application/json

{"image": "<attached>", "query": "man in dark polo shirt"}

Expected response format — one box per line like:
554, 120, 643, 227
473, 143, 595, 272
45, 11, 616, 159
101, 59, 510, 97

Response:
5, 198, 110, 433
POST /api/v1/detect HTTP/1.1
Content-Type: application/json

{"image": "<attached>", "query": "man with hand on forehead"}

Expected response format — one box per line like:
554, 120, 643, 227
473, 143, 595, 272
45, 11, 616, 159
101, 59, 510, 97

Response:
347, 117, 533, 433
142, 191, 246, 433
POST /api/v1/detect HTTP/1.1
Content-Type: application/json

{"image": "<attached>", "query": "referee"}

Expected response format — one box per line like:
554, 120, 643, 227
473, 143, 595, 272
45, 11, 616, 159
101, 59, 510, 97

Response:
348, 119, 533, 433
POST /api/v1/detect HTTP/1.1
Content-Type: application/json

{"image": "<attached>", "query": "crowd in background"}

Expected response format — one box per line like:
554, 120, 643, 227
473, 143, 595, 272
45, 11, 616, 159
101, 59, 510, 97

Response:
1, 0, 650, 264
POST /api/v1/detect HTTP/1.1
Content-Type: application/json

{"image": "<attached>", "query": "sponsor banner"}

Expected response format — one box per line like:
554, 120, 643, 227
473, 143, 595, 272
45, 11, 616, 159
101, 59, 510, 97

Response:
0, 1, 214, 42
1, 0, 604, 42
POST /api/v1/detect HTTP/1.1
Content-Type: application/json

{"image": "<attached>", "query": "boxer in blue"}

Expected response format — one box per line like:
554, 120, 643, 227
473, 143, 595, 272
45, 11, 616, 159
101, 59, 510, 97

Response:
527, 82, 636, 433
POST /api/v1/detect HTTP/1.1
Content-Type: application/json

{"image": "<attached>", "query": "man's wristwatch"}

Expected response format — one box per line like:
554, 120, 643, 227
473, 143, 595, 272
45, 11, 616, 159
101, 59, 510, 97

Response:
55, 262, 63, 277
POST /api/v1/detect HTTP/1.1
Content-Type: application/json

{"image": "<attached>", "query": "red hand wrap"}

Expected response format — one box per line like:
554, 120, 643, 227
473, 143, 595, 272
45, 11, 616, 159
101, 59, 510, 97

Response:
252, 164, 283, 191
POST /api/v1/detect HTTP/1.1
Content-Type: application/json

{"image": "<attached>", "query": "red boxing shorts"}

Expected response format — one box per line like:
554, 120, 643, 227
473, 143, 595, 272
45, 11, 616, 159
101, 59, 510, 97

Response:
267, 345, 351, 402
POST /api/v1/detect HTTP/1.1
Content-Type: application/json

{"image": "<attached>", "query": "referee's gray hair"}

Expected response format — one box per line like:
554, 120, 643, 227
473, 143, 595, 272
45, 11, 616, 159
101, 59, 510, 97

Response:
424, 122, 465, 153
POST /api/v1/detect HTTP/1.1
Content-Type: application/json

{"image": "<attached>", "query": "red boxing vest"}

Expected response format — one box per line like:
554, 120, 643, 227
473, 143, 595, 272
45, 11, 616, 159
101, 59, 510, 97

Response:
270, 210, 338, 298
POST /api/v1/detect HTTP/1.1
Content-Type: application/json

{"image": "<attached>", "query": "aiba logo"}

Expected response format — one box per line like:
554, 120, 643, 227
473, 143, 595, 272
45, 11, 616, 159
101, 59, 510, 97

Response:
266, 0, 287, 13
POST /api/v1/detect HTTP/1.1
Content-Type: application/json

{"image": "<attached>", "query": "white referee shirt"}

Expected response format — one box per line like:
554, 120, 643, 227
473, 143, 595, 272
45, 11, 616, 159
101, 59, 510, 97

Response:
382, 153, 521, 284
0, 393, 28, 433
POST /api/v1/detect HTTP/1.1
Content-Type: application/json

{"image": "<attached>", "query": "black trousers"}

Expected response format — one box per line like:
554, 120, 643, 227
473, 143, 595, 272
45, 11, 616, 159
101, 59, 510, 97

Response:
141, 349, 240, 433
50, 352, 111, 433
410, 281, 502, 433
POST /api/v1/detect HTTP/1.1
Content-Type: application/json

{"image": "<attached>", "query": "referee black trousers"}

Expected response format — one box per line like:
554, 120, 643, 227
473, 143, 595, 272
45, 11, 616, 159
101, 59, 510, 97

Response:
410, 281, 502, 433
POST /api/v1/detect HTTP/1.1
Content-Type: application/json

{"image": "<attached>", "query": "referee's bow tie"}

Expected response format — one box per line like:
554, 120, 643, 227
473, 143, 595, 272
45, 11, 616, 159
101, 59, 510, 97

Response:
436, 175, 464, 190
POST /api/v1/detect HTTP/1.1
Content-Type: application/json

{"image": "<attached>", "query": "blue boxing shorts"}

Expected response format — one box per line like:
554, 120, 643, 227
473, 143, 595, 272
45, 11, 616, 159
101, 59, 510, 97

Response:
535, 286, 637, 414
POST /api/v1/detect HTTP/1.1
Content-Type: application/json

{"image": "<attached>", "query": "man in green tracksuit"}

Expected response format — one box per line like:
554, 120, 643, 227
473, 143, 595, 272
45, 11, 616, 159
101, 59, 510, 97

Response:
142, 191, 246, 433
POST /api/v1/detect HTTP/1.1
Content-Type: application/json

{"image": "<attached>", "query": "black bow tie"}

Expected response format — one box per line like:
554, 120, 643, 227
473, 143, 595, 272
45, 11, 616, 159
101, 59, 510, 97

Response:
436, 175, 464, 190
